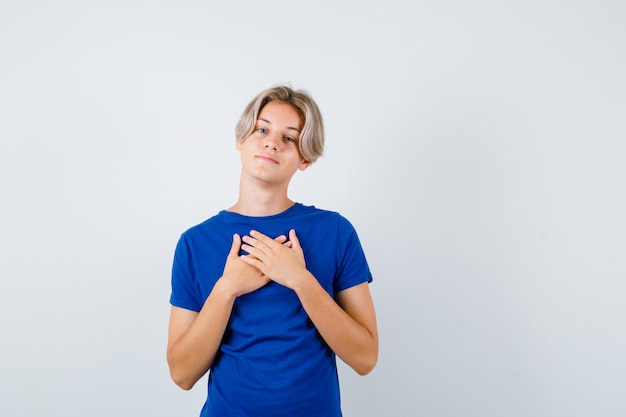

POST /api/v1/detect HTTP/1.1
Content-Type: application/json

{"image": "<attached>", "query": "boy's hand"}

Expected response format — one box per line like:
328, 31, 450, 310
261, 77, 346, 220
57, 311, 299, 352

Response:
240, 229, 311, 290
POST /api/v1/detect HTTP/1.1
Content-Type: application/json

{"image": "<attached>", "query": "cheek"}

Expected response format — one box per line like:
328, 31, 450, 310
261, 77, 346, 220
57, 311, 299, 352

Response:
237, 137, 249, 149
238, 136, 258, 151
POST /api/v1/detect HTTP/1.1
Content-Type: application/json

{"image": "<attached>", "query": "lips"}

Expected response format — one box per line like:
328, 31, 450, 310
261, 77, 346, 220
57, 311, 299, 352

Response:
256, 154, 279, 164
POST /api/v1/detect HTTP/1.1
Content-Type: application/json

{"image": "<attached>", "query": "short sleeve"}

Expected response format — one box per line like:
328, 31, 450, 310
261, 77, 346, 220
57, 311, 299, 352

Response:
333, 216, 373, 293
170, 234, 202, 312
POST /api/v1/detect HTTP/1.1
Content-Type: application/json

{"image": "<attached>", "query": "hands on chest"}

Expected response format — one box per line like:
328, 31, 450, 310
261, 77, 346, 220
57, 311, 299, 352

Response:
220, 229, 311, 297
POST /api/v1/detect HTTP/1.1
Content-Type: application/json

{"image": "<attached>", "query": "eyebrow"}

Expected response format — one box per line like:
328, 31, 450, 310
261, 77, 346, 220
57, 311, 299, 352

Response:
258, 118, 301, 133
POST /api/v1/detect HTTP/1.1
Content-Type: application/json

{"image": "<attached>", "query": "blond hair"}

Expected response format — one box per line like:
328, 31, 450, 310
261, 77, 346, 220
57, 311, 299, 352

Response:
235, 85, 324, 163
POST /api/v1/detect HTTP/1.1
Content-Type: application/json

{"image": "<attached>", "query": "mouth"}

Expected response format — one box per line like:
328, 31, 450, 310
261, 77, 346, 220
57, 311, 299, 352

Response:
256, 155, 279, 164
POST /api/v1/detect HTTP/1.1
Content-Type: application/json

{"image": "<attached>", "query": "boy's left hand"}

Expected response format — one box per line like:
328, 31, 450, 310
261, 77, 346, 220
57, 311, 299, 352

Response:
240, 229, 310, 289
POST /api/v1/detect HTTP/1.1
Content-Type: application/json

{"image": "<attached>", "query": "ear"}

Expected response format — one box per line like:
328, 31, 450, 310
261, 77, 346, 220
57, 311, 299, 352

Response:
236, 139, 243, 150
298, 159, 311, 171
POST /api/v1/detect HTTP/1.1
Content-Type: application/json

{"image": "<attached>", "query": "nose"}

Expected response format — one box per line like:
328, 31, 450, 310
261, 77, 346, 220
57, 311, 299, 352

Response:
264, 132, 281, 151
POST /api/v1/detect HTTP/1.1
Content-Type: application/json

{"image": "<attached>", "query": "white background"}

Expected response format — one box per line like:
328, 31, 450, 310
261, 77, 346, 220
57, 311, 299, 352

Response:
1, 1, 625, 416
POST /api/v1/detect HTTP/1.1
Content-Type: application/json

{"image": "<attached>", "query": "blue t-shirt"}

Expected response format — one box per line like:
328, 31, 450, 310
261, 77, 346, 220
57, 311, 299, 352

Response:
170, 203, 373, 417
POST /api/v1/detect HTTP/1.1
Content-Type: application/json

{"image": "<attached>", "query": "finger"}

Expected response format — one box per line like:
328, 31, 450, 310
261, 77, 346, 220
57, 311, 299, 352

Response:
241, 237, 265, 254
243, 235, 275, 253
249, 230, 275, 246
228, 234, 241, 258
240, 243, 260, 257
274, 235, 288, 244
240, 254, 264, 271
289, 229, 301, 249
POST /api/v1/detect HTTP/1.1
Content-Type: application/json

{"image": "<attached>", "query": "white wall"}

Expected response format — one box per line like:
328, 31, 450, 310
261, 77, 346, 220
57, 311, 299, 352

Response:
1, 1, 624, 416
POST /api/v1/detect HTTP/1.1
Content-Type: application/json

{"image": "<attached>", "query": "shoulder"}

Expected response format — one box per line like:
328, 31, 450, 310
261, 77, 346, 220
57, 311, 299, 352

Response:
179, 211, 227, 239
293, 203, 350, 223
173, 212, 234, 256
293, 203, 359, 237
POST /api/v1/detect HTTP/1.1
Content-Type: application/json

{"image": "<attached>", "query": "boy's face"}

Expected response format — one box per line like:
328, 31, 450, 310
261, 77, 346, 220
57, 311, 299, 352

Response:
237, 101, 310, 187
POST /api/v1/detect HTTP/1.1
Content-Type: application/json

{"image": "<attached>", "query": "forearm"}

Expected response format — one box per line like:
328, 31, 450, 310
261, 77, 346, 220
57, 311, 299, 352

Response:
293, 275, 378, 375
236, 229, 377, 373
167, 280, 236, 390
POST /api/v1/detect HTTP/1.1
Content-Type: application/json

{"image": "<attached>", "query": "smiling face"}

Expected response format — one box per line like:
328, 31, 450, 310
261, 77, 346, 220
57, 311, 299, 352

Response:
237, 101, 311, 188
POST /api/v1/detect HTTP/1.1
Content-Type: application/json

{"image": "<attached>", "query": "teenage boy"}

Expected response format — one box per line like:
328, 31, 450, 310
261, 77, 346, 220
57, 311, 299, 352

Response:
167, 85, 378, 417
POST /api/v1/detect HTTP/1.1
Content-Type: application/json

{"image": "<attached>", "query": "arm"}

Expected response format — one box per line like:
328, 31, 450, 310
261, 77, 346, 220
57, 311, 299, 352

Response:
296, 279, 378, 375
240, 230, 378, 375
166, 234, 273, 390
166, 285, 235, 390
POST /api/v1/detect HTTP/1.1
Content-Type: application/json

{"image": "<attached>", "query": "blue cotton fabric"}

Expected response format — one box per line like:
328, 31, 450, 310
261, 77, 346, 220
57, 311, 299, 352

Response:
170, 203, 373, 417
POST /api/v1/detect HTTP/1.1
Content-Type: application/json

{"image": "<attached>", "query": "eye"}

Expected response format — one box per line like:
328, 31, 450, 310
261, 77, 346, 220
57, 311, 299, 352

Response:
257, 127, 268, 134
283, 136, 295, 143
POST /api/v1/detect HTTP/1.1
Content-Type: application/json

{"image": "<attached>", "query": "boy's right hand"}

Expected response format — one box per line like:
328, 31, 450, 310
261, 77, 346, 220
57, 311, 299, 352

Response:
219, 233, 288, 297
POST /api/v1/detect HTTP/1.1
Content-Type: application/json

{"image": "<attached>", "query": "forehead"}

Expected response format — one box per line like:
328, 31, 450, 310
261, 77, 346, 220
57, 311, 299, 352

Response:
258, 101, 302, 128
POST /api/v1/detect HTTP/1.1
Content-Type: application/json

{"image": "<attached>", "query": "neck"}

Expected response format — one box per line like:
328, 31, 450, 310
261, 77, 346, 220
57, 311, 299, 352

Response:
228, 177, 294, 217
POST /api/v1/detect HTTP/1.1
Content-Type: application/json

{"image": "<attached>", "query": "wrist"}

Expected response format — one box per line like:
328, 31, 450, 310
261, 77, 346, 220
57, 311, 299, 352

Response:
291, 271, 318, 297
213, 277, 239, 301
